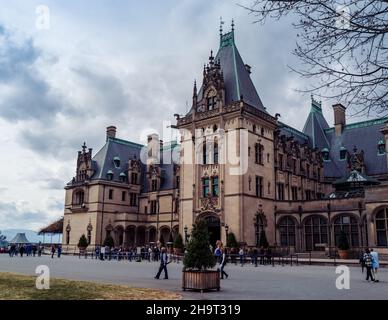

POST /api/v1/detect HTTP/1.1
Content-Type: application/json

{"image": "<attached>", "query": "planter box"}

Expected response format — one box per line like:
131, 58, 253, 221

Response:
338, 249, 349, 259
182, 270, 220, 292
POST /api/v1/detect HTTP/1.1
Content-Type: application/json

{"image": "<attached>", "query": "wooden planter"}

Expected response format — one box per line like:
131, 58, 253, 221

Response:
338, 249, 349, 259
182, 270, 220, 292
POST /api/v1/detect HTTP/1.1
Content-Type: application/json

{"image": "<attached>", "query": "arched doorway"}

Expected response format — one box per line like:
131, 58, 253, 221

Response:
125, 226, 136, 247
160, 227, 171, 246
114, 226, 124, 247
303, 216, 328, 251
137, 226, 146, 246
204, 215, 221, 248
148, 227, 157, 245
333, 214, 360, 247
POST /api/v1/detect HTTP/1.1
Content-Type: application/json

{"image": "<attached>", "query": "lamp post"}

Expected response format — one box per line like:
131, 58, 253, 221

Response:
225, 224, 229, 244
184, 226, 189, 246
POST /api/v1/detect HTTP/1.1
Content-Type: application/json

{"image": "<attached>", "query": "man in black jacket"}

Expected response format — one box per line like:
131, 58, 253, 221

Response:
154, 247, 169, 280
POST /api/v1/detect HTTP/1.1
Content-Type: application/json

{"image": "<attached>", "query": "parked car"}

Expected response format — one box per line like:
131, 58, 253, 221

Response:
0, 247, 9, 254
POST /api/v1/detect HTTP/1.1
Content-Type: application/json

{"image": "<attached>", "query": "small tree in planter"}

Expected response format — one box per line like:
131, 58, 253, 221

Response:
173, 233, 184, 254
259, 230, 269, 249
103, 235, 114, 248
337, 230, 350, 259
78, 234, 88, 253
182, 219, 219, 292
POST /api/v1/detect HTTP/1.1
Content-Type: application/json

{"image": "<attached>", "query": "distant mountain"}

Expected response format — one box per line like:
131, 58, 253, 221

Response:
1, 229, 62, 244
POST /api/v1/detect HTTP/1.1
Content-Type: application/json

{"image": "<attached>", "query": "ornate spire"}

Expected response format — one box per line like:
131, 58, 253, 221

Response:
193, 80, 197, 98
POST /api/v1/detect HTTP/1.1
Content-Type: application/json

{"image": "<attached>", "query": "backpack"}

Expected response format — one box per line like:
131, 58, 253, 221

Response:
364, 253, 373, 267
215, 248, 221, 257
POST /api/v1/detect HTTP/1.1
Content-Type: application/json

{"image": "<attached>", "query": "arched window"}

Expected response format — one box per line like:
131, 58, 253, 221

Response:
203, 143, 209, 164
304, 216, 328, 251
255, 144, 264, 165
74, 190, 85, 205
334, 215, 359, 247
279, 216, 296, 247
321, 148, 330, 161
212, 176, 219, 197
254, 215, 265, 247
214, 141, 219, 164
106, 170, 114, 181
119, 172, 127, 183
339, 147, 347, 160
378, 140, 386, 155
113, 156, 121, 168
376, 208, 388, 247
206, 92, 217, 110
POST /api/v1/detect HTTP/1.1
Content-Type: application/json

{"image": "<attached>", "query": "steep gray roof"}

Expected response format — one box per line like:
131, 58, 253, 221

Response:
91, 137, 144, 183
10, 233, 31, 244
302, 99, 330, 149
197, 31, 266, 111
323, 118, 388, 178
279, 122, 310, 146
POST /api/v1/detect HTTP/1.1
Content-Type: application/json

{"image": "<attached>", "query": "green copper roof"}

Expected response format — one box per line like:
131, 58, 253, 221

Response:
220, 31, 234, 48
325, 116, 388, 133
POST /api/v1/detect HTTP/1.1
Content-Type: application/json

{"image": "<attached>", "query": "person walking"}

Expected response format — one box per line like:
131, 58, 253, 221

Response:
57, 245, 62, 258
239, 248, 245, 266
363, 249, 375, 282
370, 249, 380, 283
154, 247, 169, 280
220, 246, 229, 279
51, 245, 56, 259
100, 245, 105, 261
19, 245, 25, 257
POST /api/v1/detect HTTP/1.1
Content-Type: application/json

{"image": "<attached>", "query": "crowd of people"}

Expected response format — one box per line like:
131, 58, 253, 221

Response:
8, 243, 63, 259
94, 245, 166, 262
8, 244, 44, 257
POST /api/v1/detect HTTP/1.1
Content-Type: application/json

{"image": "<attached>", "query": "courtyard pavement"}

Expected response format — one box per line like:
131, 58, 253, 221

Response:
0, 254, 387, 300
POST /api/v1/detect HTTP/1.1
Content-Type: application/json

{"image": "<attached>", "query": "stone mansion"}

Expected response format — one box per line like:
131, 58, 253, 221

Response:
62, 26, 388, 253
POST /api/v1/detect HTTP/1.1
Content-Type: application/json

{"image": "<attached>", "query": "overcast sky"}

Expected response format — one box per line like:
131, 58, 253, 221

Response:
0, 0, 370, 231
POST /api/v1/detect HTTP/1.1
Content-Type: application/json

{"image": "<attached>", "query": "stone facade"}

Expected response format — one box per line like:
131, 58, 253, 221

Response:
63, 27, 388, 254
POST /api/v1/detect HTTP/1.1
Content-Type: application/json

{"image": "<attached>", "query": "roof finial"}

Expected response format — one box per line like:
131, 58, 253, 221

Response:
231, 19, 235, 32
220, 16, 224, 36
193, 80, 197, 97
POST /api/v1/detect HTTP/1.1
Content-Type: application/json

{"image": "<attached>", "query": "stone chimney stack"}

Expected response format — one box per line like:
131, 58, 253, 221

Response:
333, 103, 346, 136
147, 133, 160, 165
106, 126, 117, 141
381, 121, 388, 167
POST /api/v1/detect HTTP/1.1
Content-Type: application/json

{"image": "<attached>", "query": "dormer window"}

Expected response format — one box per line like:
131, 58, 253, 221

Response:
119, 172, 127, 183
339, 147, 347, 160
321, 148, 330, 161
106, 170, 114, 181
113, 157, 121, 168
378, 139, 386, 155
206, 96, 217, 111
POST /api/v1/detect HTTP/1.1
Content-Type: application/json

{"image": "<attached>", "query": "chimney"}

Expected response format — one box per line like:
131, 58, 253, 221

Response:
381, 121, 388, 167
147, 133, 160, 165
106, 126, 117, 141
333, 103, 346, 136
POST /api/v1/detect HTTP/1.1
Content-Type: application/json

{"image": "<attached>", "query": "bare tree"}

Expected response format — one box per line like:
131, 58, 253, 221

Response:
242, 1, 388, 115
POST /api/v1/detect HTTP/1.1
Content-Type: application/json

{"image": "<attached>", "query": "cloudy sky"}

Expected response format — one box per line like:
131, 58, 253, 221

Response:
0, 0, 370, 231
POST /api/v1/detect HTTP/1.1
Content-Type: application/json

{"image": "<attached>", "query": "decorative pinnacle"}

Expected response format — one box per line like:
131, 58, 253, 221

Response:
231, 19, 235, 32
220, 16, 224, 36
82, 142, 87, 153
